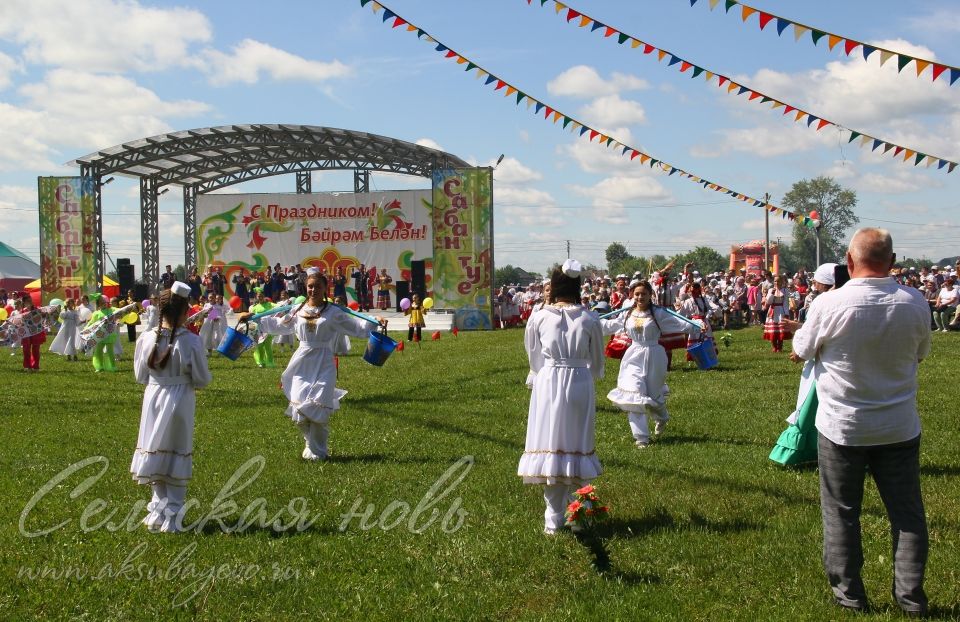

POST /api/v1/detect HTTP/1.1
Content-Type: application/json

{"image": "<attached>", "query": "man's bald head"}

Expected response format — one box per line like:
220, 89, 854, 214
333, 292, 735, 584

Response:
847, 227, 894, 277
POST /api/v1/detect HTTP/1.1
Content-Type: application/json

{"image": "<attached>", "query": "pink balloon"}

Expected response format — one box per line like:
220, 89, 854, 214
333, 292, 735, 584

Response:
141, 299, 151, 308
399, 297, 411, 311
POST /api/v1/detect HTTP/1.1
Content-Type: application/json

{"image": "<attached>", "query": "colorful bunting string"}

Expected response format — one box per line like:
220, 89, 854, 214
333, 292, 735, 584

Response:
358, 0, 821, 229
684, 0, 960, 87
525, 0, 957, 174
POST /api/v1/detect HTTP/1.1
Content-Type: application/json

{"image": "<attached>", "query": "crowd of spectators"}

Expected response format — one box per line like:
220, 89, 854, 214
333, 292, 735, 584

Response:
495, 259, 960, 333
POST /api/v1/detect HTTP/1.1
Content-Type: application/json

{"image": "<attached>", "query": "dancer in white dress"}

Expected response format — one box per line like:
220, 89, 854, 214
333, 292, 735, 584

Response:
518, 260, 605, 535
49, 299, 79, 360
272, 291, 296, 352
242, 269, 385, 461
130, 281, 211, 533
600, 281, 700, 448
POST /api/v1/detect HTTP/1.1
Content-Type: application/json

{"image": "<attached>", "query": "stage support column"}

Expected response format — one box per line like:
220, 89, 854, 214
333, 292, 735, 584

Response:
296, 171, 312, 194
184, 185, 198, 273
354, 170, 369, 193
140, 177, 160, 292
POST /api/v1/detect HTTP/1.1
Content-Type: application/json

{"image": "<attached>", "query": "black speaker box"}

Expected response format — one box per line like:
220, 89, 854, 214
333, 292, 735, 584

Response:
411, 260, 426, 299
118, 264, 135, 295
134, 283, 149, 303
395, 281, 410, 311
117, 257, 131, 268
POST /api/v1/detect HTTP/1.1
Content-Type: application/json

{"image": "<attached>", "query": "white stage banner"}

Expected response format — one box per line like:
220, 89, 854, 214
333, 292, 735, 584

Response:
197, 191, 432, 300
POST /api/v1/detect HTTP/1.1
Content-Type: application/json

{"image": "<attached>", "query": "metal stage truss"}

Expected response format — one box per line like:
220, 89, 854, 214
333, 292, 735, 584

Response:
70, 124, 470, 288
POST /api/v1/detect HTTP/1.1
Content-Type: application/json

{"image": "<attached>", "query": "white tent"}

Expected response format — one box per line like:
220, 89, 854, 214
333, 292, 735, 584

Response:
0, 240, 40, 291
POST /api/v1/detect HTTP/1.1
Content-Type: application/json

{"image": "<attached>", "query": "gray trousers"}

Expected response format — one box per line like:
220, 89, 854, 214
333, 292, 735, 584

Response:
818, 433, 928, 612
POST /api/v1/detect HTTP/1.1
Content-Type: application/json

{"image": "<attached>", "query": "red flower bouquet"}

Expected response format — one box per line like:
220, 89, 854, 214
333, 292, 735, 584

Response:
564, 485, 610, 530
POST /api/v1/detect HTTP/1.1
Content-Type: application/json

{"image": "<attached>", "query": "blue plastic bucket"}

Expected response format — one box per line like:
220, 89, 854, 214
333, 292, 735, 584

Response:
217, 325, 255, 361
686, 337, 718, 370
363, 330, 397, 367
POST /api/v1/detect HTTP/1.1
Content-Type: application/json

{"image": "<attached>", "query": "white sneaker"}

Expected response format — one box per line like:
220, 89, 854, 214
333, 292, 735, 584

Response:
543, 526, 559, 535
654, 420, 667, 436
635, 439, 650, 449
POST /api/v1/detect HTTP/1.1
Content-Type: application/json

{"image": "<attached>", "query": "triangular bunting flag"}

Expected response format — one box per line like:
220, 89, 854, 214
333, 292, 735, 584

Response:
931, 64, 948, 82
843, 39, 859, 56
861, 45, 876, 61
793, 24, 809, 41
951, 68, 960, 86
579, 15, 591, 28
658, 50, 668, 61
903, 149, 915, 162
775, 18, 790, 36
758, 12, 775, 30
894, 146, 905, 157
680, 61, 693, 72
590, 20, 604, 32
827, 35, 843, 50
848, 131, 861, 143
643, 43, 655, 54
914, 153, 926, 166
709, 0, 721, 8
516, 91, 525, 104
883, 143, 895, 154
915, 60, 930, 77
896, 54, 912, 73
741, 6, 757, 22
604, 26, 617, 38
748, 91, 762, 101
879, 50, 895, 67
505, 85, 517, 97
669, 55, 682, 66
816, 119, 831, 130
565, 8, 580, 22
484, 74, 497, 85
949, 163, 957, 173
859, 135, 871, 147
692, 66, 705, 78
810, 30, 826, 46
552, 111, 563, 123
494, 79, 506, 90
871, 138, 883, 151
618, 33, 629, 44
630, 38, 642, 48
724, 0, 736, 13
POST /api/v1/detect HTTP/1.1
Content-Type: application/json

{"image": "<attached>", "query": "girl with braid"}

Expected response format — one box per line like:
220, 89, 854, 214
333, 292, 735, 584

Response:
600, 281, 700, 448
130, 281, 212, 533
240, 268, 385, 461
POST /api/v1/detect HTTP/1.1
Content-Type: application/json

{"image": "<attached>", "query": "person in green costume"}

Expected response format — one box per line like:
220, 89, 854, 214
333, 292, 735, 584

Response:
86, 294, 118, 372
769, 263, 836, 466
250, 287, 276, 368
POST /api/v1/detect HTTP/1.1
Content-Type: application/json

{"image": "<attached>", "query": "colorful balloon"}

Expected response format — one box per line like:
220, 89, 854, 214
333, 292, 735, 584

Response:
0, 308, 7, 321
124, 312, 139, 325
294, 296, 306, 305
809, 210, 819, 220
422, 297, 434, 310
348, 301, 360, 311
229, 295, 242, 310
49, 298, 64, 308
141, 299, 151, 308
399, 297, 411, 311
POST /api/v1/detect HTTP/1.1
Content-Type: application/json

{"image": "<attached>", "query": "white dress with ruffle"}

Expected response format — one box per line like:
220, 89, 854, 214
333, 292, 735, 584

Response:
49, 310, 78, 356
602, 306, 699, 419
518, 304, 604, 486
259, 304, 372, 426
130, 327, 212, 486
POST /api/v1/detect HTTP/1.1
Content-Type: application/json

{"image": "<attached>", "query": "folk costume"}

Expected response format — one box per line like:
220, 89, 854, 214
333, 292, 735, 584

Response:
405, 302, 426, 342
763, 288, 793, 352
130, 281, 212, 533
679, 294, 717, 362
376, 272, 393, 310
601, 305, 700, 446
258, 302, 373, 460
49, 308, 79, 359
518, 259, 605, 534
86, 307, 118, 372
250, 298, 276, 367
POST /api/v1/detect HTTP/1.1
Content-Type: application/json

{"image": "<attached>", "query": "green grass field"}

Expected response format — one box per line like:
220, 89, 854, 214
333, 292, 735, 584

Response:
1, 326, 958, 620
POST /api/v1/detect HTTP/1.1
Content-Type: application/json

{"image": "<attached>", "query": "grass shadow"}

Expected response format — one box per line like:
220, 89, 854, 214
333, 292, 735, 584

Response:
572, 530, 662, 585
920, 463, 960, 477
651, 433, 769, 449
190, 521, 343, 538
596, 507, 764, 540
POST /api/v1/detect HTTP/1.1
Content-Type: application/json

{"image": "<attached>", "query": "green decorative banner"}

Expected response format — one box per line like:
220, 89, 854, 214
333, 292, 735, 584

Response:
431, 167, 493, 330
37, 176, 96, 303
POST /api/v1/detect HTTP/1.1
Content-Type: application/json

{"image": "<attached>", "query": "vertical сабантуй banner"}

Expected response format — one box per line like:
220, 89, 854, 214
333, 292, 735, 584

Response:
431, 168, 493, 330
37, 176, 96, 303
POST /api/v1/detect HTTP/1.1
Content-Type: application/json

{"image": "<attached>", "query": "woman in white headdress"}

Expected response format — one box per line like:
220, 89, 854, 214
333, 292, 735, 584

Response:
518, 259, 605, 534
241, 268, 385, 461
130, 281, 212, 533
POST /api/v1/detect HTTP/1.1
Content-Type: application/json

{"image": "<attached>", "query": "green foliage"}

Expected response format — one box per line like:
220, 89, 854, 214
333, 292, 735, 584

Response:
782, 177, 859, 267
494, 265, 534, 288
672, 246, 727, 275
2, 328, 958, 618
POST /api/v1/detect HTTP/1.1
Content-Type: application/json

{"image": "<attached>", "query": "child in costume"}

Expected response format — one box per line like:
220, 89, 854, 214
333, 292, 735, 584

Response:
518, 260, 605, 534
273, 290, 295, 352
18, 295, 46, 371
86, 295, 118, 372
110, 297, 125, 360
131, 281, 211, 533
143, 295, 159, 331
249, 288, 276, 367
600, 281, 701, 448
49, 298, 79, 361
241, 269, 385, 461
405, 293, 426, 342
763, 275, 793, 352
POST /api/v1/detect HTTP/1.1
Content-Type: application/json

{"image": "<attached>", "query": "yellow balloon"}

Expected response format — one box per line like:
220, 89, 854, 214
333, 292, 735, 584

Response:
0, 308, 7, 321
422, 297, 434, 310
124, 312, 139, 324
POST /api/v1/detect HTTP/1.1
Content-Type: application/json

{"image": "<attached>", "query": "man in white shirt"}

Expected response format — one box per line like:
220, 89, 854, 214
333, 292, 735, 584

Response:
784, 228, 930, 616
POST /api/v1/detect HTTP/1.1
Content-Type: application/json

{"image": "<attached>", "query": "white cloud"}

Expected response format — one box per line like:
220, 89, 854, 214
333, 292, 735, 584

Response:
0, 51, 22, 89
906, 10, 960, 36
492, 157, 542, 185
0, 70, 210, 171
691, 123, 830, 159
569, 176, 671, 225
561, 127, 661, 175
415, 138, 444, 152
741, 40, 957, 129
497, 187, 564, 227
199, 39, 350, 86
857, 172, 928, 194
547, 65, 649, 99
0, 0, 212, 73
579, 95, 647, 127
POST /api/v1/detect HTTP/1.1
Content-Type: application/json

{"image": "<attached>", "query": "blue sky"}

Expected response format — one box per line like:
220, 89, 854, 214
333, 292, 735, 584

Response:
0, 0, 957, 276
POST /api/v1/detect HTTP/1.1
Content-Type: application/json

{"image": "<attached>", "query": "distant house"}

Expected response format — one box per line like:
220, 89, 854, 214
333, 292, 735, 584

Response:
513, 268, 538, 287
